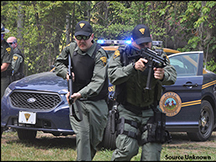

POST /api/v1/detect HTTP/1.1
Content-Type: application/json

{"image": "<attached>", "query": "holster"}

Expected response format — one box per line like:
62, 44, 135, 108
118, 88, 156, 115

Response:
109, 104, 119, 134
140, 111, 172, 145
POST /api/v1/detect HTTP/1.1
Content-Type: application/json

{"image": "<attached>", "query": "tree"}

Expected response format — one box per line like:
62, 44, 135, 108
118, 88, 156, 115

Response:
1, 1, 215, 74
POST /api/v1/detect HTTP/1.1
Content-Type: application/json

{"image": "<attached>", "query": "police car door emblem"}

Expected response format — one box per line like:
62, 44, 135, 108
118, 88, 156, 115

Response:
159, 92, 182, 117
27, 98, 36, 103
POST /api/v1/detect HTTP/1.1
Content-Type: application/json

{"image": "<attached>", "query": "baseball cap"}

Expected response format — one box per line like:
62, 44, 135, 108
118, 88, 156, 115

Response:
1, 23, 10, 34
75, 21, 92, 36
132, 24, 152, 44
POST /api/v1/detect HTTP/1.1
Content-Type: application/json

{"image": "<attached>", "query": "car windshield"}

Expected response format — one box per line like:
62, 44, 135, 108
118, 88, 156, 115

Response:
169, 53, 199, 76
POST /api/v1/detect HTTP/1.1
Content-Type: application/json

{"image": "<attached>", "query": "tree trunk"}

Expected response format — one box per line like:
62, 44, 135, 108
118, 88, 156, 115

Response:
17, 1, 25, 73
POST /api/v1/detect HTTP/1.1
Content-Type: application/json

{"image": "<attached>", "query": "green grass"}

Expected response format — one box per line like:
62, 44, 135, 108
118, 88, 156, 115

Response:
1, 131, 216, 161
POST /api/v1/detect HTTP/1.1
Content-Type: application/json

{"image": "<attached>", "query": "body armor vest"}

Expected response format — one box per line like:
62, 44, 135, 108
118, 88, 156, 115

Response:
72, 43, 108, 101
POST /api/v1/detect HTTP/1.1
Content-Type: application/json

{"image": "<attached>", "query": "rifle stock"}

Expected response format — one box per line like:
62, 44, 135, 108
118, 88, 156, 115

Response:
68, 54, 73, 116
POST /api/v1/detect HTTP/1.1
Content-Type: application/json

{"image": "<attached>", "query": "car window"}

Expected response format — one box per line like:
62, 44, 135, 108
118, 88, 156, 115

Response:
169, 53, 199, 76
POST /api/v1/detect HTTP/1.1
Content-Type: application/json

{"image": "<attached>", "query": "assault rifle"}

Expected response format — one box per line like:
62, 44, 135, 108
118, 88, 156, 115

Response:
127, 47, 169, 90
68, 53, 83, 122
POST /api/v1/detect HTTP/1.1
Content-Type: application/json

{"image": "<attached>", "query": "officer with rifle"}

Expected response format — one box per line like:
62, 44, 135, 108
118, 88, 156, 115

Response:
108, 24, 177, 161
54, 20, 109, 161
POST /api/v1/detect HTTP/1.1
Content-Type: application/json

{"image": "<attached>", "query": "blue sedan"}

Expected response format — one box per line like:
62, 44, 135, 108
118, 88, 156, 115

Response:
1, 50, 216, 149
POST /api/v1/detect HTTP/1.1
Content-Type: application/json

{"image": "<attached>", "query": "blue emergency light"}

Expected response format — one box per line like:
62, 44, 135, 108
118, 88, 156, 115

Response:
97, 40, 104, 44
125, 40, 131, 44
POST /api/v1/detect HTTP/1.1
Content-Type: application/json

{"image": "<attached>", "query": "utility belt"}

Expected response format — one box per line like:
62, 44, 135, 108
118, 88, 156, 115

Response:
1, 70, 12, 78
123, 102, 152, 115
109, 103, 172, 145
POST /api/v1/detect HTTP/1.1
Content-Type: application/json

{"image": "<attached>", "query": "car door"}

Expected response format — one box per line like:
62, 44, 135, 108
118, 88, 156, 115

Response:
160, 51, 204, 131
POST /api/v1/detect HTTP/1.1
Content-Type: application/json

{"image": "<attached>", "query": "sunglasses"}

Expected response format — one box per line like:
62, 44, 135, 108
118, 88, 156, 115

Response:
75, 35, 91, 40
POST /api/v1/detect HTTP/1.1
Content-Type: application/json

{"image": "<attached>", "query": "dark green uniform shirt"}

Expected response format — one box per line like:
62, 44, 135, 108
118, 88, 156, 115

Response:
1, 39, 13, 77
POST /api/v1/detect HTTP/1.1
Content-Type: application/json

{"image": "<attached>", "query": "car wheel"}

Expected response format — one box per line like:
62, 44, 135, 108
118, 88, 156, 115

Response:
187, 100, 214, 141
17, 129, 37, 140
101, 116, 116, 150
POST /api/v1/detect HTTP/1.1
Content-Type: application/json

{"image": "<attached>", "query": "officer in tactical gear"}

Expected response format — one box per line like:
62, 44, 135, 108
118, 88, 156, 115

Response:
7, 36, 25, 81
54, 20, 108, 161
108, 24, 177, 161
1, 23, 13, 99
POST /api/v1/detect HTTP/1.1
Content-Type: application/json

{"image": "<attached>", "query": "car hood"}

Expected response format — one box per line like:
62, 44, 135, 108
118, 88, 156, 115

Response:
9, 72, 68, 94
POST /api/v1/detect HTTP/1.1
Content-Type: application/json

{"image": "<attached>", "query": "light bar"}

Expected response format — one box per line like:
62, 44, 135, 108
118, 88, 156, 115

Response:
97, 40, 163, 46
97, 39, 131, 45
152, 41, 163, 47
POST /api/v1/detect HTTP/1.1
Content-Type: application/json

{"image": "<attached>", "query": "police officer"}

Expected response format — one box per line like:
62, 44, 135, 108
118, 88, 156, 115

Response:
7, 36, 25, 81
108, 24, 177, 161
1, 23, 13, 99
54, 20, 108, 161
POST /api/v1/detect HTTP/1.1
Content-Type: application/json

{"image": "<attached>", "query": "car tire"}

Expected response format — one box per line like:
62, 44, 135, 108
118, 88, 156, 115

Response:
187, 100, 214, 141
101, 116, 116, 150
17, 129, 37, 140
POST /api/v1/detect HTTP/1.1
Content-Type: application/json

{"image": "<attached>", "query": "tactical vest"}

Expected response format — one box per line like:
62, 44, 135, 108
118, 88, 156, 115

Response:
70, 43, 108, 101
12, 47, 25, 81
114, 45, 162, 113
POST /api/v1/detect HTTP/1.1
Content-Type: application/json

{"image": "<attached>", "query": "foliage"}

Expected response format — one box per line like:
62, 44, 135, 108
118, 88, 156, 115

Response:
204, 58, 216, 73
1, 1, 216, 75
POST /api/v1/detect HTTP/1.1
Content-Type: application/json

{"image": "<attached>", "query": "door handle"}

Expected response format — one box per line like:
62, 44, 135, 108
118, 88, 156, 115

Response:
183, 82, 198, 88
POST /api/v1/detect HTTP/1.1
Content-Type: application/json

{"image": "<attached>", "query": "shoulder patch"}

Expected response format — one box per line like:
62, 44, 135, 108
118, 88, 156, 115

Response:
13, 55, 18, 61
6, 47, 11, 54
113, 50, 120, 59
100, 56, 107, 66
